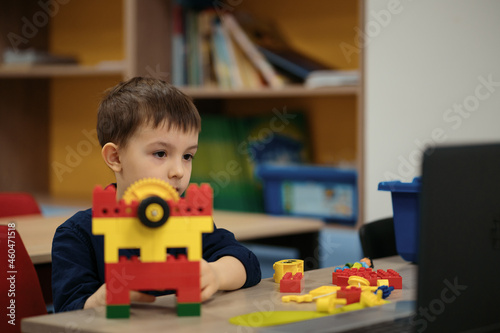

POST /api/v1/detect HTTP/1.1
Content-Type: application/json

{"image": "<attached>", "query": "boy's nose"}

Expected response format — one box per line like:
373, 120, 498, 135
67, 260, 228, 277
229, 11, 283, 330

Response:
168, 160, 184, 179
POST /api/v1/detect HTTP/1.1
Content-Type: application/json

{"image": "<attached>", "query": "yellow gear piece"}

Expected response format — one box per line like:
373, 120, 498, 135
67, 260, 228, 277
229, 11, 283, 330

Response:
348, 276, 370, 287
122, 178, 179, 204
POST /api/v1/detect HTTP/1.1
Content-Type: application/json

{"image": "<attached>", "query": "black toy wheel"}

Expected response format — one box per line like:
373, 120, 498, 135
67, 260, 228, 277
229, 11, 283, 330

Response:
137, 196, 170, 228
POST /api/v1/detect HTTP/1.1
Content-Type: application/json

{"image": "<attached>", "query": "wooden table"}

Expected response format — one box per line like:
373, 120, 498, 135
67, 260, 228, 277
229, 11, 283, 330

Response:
0, 210, 324, 266
21, 256, 416, 333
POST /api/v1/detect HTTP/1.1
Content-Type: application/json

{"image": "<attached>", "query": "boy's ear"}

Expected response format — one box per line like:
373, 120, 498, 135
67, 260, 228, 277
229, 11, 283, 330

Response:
101, 143, 122, 172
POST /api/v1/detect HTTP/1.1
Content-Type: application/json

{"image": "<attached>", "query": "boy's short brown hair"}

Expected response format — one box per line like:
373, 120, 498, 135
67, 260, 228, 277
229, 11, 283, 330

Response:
97, 77, 201, 147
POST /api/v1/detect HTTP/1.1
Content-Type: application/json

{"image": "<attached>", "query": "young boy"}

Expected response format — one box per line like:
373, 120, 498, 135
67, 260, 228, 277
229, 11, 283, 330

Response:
51, 77, 261, 312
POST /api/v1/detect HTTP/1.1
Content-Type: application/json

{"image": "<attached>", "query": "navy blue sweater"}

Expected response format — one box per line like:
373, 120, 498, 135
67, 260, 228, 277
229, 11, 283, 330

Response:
52, 208, 261, 312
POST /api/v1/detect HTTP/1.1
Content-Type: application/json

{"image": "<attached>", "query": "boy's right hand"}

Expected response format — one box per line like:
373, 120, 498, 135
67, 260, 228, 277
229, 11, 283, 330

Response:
84, 284, 156, 309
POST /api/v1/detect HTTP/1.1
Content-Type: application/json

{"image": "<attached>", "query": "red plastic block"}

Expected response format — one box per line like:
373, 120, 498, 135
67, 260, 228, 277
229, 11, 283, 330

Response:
93, 183, 214, 219
337, 286, 362, 304
378, 269, 403, 289
335, 274, 349, 286
332, 267, 402, 289
92, 186, 139, 218
280, 272, 304, 293
170, 184, 213, 216
105, 254, 200, 305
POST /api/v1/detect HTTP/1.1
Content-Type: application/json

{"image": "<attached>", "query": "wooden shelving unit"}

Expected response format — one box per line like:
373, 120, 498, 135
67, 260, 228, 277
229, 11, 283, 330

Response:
0, 64, 125, 78
0, 0, 363, 224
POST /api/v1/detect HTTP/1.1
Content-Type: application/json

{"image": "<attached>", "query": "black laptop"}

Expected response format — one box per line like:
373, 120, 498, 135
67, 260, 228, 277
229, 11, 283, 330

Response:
415, 143, 500, 332
261, 143, 500, 332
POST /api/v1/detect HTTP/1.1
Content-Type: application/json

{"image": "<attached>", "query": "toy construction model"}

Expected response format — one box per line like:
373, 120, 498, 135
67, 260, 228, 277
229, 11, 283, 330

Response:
92, 178, 214, 318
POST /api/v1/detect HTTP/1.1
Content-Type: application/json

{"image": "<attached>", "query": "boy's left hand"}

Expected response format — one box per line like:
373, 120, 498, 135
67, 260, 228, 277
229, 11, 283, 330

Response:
199, 256, 247, 302
200, 259, 221, 302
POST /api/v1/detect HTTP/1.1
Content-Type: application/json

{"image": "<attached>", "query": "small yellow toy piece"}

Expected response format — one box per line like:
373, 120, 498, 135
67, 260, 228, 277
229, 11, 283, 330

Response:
348, 275, 370, 287
273, 259, 304, 283
352, 262, 362, 268
360, 289, 385, 307
377, 279, 390, 287
309, 286, 341, 298
316, 294, 347, 314
282, 294, 314, 303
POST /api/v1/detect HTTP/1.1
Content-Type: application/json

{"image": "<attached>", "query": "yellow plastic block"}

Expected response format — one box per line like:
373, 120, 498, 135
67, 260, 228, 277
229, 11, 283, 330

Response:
272, 259, 304, 283
377, 279, 389, 287
93, 216, 213, 263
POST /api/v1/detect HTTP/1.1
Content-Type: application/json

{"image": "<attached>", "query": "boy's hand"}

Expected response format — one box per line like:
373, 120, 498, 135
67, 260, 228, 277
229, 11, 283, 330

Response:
84, 284, 156, 309
200, 256, 247, 302
200, 259, 221, 302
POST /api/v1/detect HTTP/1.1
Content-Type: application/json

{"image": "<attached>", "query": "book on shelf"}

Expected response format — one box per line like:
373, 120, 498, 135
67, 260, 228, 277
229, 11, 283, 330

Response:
231, 11, 335, 82
221, 13, 283, 88
197, 9, 217, 87
171, 2, 186, 86
175, 6, 355, 89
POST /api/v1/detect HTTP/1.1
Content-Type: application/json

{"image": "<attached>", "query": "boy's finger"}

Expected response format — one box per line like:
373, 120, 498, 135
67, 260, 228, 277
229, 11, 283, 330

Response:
130, 291, 156, 303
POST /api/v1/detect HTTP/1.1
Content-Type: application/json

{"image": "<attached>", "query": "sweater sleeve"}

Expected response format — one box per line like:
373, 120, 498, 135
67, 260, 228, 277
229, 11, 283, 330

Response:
202, 223, 261, 288
52, 210, 104, 312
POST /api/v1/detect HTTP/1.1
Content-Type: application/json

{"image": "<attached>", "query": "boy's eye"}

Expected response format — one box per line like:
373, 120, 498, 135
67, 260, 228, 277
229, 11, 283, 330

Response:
183, 153, 194, 161
153, 151, 166, 158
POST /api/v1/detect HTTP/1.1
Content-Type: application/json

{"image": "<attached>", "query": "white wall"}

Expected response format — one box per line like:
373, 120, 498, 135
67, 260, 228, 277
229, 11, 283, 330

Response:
364, 0, 500, 222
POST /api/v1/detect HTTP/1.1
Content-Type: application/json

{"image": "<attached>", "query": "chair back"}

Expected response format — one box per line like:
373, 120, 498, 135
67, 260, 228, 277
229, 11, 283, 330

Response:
0, 193, 41, 218
358, 217, 398, 259
0, 225, 47, 332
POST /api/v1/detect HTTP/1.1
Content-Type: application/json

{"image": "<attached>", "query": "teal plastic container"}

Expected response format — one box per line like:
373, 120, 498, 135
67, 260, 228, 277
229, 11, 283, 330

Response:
378, 177, 421, 262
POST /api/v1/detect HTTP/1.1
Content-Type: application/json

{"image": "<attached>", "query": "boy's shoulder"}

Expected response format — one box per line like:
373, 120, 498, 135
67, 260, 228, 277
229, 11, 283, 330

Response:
57, 208, 93, 233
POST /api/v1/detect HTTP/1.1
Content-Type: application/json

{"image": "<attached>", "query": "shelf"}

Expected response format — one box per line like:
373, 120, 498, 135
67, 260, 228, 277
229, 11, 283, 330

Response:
0, 63, 124, 78
180, 84, 359, 99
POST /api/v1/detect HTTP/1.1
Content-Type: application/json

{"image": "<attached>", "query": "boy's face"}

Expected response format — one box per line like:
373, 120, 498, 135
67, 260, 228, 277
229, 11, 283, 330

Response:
115, 122, 198, 199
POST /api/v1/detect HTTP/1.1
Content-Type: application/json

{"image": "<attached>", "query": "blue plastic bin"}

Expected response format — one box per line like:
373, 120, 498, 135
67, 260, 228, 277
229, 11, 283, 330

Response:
378, 177, 421, 262
256, 164, 357, 225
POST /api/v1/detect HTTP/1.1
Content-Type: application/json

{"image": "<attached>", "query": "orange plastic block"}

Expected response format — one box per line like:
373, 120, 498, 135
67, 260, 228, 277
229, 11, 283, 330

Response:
280, 272, 304, 293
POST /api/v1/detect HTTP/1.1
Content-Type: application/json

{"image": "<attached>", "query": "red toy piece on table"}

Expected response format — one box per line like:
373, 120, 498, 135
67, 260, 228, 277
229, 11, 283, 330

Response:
333, 267, 402, 289
280, 272, 304, 293
337, 286, 362, 304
